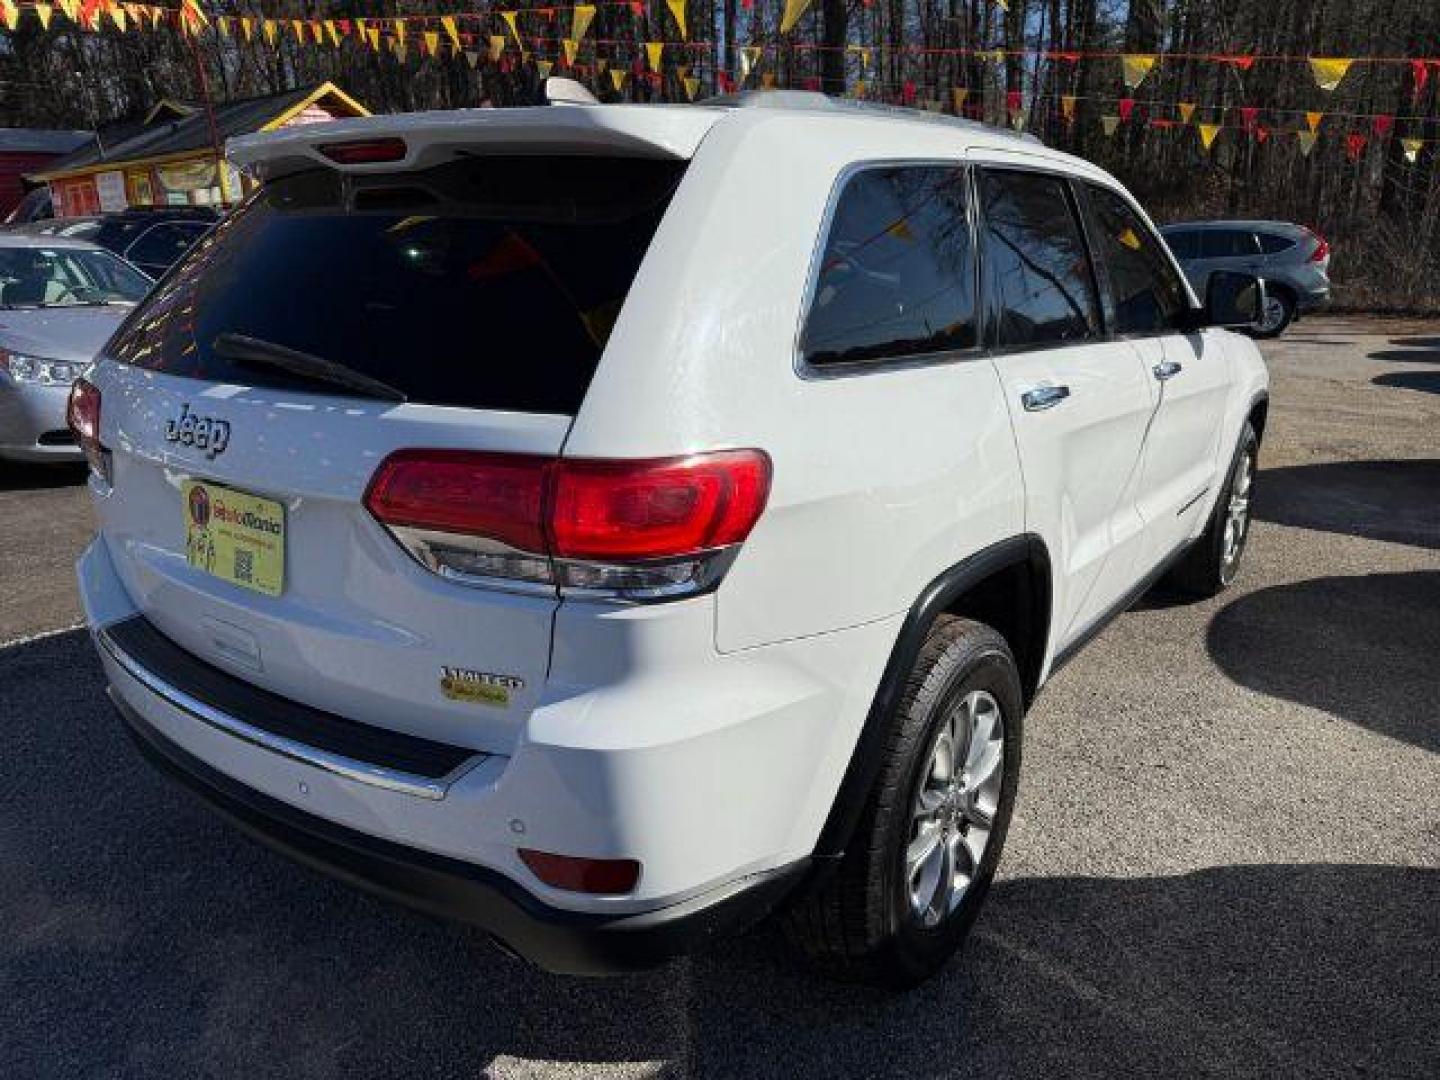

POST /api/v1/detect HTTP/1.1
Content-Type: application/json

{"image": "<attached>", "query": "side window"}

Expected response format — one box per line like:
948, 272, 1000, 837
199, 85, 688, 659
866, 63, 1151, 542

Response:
1201, 229, 1260, 258
1085, 185, 1189, 335
979, 169, 1101, 348
1162, 230, 1199, 260
1258, 232, 1296, 255
799, 165, 975, 369
127, 223, 206, 268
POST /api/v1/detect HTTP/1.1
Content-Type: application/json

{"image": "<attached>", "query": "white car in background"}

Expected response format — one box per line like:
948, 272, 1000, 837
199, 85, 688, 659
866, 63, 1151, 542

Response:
72, 93, 1269, 986
0, 234, 150, 463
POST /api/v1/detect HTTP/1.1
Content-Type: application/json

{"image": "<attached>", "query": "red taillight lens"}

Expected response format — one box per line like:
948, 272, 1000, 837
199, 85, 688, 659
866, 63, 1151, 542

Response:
318, 137, 407, 164
66, 377, 109, 481
518, 849, 640, 895
363, 448, 771, 600
364, 450, 548, 554
550, 451, 771, 560
1307, 232, 1330, 262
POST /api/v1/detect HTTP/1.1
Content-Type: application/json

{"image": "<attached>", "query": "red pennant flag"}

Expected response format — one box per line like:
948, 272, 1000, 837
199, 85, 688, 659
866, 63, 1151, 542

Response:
1373, 113, 1394, 140
629, 0, 644, 14
1048, 50, 1081, 63
1007, 90, 1023, 114
1118, 97, 1136, 122
337, 18, 350, 33
902, 80, 917, 106
741, 0, 753, 8
1345, 132, 1367, 161
717, 71, 734, 93
1255, 125, 1270, 144
804, 77, 821, 92
1411, 59, 1430, 100
1216, 55, 1255, 71
1239, 106, 1259, 131
540, 7, 555, 20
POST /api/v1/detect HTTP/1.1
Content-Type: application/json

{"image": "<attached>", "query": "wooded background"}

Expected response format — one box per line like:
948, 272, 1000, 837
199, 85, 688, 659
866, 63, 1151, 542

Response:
2, 1, 1438, 308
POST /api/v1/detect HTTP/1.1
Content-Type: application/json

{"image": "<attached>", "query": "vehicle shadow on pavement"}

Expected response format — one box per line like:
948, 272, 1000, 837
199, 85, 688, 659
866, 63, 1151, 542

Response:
1370, 348, 1440, 363
3, 632, 1437, 1079
1205, 571, 1440, 755
1389, 335, 1440, 350
1251, 459, 1440, 549
0, 462, 88, 492
1373, 371, 1440, 395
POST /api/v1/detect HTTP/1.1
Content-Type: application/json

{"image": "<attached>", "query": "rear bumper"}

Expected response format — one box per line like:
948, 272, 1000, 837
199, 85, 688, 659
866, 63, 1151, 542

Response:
1295, 287, 1331, 314
113, 689, 806, 974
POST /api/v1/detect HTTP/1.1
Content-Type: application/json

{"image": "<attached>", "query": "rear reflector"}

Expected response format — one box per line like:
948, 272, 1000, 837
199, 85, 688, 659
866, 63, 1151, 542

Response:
518, 849, 641, 895
364, 449, 771, 601
318, 138, 407, 165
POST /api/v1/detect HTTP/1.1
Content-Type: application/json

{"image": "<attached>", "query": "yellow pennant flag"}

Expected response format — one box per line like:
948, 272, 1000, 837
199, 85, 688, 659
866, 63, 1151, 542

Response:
311, 21, 324, 45
1121, 54, 1156, 89
952, 87, 969, 113
325, 20, 340, 47
367, 28, 380, 51
1305, 110, 1323, 133
611, 68, 627, 91
854, 79, 867, 98
1402, 137, 1422, 163
572, 3, 595, 41
676, 65, 689, 80
780, 0, 813, 34
423, 30, 439, 57
488, 35, 505, 61
562, 39, 578, 65
34, 2, 52, 27
240, 16, 252, 41
646, 42, 664, 72
1011, 112, 1026, 132
597, 58, 608, 72
263, 19, 277, 46
684, 75, 700, 100
217, 16, 230, 37
1, 0, 18, 30
394, 19, 406, 46
290, 19, 304, 43
501, 10, 521, 49
536, 59, 553, 79
57, 0, 76, 21
441, 15, 459, 50
1297, 130, 1317, 157
740, 45, 762, 80
665, 0, 687, 39
465, 49, 478, 67
978, 49, 1005, 65
110, 5, 126, 31
1310, 58, 1352, 92
1178, 102, 1196, 124
1198, 122, 1221, 150
393, 41, 408, 64
761, 73, 777, 89
1101, 115, 1120, 137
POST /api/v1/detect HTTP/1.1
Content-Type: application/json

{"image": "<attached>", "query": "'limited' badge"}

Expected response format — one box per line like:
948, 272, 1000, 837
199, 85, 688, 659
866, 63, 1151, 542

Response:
440, 666, 524, 708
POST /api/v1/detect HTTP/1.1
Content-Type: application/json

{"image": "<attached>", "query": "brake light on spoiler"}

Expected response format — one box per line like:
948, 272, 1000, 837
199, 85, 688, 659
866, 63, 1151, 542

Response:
364, 449, 771, 602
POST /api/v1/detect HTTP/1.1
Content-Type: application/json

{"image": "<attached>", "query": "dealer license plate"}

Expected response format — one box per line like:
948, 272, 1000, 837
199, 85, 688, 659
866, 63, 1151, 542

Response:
182, 480, 285, 597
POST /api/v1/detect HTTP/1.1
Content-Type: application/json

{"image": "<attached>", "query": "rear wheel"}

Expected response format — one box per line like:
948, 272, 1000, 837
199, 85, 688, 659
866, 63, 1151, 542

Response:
782, 617, 1023, 987
1250, 290, 1294, 338
1164, 422, 1258, 598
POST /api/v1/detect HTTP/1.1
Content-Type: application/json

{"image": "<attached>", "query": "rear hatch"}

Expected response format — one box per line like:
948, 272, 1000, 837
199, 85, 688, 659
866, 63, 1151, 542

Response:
90, 149, 687, 755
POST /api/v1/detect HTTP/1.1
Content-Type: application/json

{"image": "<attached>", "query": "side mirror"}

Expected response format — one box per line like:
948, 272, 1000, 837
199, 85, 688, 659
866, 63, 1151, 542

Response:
1205, 271, 1266, 328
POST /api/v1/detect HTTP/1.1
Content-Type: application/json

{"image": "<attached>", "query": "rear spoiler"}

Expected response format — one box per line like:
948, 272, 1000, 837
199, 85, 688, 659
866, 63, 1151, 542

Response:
227, 103, 721, 183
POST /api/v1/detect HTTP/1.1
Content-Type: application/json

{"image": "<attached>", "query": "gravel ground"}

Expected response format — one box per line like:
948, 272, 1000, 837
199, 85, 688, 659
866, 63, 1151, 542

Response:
1, 316, 1436, 1079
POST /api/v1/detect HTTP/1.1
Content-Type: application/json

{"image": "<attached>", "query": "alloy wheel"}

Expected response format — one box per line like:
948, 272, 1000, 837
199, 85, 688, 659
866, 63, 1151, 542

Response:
1221, 450, 1255, 581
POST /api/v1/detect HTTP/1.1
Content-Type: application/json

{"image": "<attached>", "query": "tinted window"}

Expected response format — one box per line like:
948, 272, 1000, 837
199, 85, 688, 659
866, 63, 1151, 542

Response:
1162, 230, 1199, 259
1258, 232, 1296, 255
108, 156, 685, 414
0, 245, 150, 307
127, 223, 208, 268
1086, 186, 1189, 334
980, 170, 1101, 348
1201, 229, 1260, 258
800, 166, 975, 368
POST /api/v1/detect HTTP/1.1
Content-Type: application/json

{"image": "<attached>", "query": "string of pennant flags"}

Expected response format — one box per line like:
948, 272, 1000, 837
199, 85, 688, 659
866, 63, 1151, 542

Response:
3, 0, 1440, 97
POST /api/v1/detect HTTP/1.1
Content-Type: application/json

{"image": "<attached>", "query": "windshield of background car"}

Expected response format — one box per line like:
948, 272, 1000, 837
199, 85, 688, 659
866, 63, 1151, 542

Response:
106, 155, 688, 414
0, 246, 151, 307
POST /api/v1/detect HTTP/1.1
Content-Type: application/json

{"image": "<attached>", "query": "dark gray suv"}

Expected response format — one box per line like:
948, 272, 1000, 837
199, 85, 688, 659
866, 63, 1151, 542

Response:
1161, 220, 1331, 337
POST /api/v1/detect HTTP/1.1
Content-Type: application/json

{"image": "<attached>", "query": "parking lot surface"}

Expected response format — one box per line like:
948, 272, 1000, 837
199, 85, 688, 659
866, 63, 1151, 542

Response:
2, 317, 1436, 1079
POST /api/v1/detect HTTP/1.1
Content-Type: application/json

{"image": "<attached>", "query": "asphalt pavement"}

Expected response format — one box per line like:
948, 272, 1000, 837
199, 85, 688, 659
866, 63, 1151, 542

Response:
1, 317, 1436, 1079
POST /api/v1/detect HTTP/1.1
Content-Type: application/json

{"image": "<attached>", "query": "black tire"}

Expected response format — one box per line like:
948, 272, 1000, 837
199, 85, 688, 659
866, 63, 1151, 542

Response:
1164, 422, 1259, 598
782, 616, 1023, 987
1248, 289, 1294, 338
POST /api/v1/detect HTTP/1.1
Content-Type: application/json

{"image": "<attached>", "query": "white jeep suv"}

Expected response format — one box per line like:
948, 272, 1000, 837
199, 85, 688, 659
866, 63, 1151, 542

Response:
72, 93, 1268, 987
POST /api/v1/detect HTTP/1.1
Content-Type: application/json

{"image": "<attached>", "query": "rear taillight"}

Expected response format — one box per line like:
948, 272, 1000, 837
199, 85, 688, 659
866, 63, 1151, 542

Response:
363, 449, 771, 601
66, 378, 110, 484
1307, 231, 1330, 263
317, 137, 407, 164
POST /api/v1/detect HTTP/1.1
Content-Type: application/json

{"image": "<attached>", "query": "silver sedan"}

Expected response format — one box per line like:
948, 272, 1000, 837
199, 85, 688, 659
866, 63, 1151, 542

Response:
0, 234, 151, 463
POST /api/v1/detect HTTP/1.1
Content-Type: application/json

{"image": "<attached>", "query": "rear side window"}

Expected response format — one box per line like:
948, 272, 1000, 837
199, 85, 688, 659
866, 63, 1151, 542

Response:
127, 222, 208, 268
107, 156, 685, 414
1085, 186, 1189, 335
1162, 230, 1199, 259
799, 165, 975, 369
979, 169, 1101, 348
1201, 229, 1261, 258
1258, 232, 1296, 254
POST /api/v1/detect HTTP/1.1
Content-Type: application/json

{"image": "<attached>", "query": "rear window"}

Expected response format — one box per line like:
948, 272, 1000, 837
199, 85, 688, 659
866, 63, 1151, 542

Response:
107, 155, 686, 414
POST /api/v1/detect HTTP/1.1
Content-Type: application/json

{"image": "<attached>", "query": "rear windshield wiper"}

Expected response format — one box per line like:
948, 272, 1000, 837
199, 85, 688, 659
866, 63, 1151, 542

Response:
213, 333, 407, 404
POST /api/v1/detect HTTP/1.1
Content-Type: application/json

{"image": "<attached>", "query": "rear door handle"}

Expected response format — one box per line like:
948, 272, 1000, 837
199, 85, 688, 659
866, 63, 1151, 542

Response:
1021, 385, 1071, 411
1153, 361, 1183, 381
